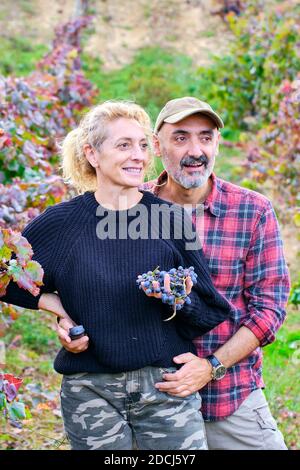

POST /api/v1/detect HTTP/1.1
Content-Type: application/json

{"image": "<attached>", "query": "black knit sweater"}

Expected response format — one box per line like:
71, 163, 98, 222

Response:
1, 190, 231, 374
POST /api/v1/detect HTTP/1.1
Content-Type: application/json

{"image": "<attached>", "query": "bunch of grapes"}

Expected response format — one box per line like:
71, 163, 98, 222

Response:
136, 266, 198, 321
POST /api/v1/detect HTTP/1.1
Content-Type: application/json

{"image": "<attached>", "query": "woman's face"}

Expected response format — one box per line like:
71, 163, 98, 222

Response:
94, 117, 150, 188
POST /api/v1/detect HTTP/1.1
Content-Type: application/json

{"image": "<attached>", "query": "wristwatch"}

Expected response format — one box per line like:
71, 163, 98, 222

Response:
206, 354, 227, 380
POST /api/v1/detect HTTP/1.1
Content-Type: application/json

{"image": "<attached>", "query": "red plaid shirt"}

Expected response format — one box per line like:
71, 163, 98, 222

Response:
142, 171, 290, 421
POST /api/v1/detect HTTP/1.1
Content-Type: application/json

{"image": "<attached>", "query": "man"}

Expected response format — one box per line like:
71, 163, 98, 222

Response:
57, 97, 290, 450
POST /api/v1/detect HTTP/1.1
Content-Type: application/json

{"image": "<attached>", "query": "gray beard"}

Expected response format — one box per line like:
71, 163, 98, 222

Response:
173, 168, 211, 189
162, 154, 215, 189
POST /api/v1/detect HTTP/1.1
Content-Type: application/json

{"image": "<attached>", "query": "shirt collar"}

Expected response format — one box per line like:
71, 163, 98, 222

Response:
204, 173, 223, 217
145, 171, 223, 217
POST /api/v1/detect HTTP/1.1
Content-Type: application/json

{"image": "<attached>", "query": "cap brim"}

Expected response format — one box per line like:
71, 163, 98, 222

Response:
164, 108, 224, 129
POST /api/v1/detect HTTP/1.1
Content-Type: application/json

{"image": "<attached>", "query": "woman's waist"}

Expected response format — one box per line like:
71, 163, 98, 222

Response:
54, 336, 195, 375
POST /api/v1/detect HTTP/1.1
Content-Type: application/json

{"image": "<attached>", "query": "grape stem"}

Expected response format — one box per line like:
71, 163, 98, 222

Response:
163, 303, 177, 322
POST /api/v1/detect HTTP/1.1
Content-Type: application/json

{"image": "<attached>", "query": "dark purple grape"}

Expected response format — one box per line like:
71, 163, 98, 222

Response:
137, 266, 197, 317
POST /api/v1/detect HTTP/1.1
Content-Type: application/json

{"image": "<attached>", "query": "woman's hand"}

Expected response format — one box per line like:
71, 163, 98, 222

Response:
38, 294, 89, 353
56, 317, 89, 353
141, 275, 193, 302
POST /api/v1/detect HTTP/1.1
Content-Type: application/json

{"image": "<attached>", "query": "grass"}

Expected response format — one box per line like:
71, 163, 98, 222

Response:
263, 307, 300, 449
82, 47, 200, 124
1, 311, 68, 450
19, 0, 36, 16
5, 310, 60, 354
0, 36, 47, 76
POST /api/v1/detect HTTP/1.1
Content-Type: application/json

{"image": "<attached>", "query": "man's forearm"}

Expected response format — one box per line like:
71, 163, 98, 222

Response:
38, 293, 70, 319
214, 326, 260, 368
156, 326, 261, 397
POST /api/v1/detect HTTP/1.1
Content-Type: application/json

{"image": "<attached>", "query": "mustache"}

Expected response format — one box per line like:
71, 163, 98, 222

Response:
180, 155, 208, 167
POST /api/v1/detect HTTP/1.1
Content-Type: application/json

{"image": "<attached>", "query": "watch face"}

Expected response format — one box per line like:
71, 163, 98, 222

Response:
214, 365, 226, 380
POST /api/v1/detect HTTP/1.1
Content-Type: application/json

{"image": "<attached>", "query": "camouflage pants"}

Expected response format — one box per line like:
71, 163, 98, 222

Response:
60, 366, 207, 450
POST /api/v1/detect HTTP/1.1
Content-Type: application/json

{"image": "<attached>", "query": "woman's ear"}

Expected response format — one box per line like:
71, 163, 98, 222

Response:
83, 144, 99, 168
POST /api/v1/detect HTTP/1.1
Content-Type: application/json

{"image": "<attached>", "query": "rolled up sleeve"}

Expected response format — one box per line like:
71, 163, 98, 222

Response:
242, 201, 290, 346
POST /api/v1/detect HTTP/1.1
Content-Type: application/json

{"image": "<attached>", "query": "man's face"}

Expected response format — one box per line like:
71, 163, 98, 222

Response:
155, 114, 220, 189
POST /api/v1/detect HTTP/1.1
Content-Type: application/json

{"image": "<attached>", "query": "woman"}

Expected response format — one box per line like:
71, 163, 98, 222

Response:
1, 101, 231, 450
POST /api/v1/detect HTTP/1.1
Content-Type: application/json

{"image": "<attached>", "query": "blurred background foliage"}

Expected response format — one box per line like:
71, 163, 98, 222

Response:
0, 0, 299, 449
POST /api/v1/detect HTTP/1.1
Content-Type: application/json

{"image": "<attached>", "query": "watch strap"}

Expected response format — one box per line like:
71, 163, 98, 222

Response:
206, 354, 222, 368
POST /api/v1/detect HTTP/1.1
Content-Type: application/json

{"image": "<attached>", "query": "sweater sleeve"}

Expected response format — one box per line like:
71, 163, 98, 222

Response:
169, 206, 233, 339
1, 206, 61, 310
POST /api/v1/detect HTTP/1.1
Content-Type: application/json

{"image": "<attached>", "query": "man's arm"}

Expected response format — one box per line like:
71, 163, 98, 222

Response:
241, 200, 290, 345
156, 199, 290, 397
38, 295, 89, 352
211, 325, 260, 367
155, 326, 259, 397
38, 293, 71, 319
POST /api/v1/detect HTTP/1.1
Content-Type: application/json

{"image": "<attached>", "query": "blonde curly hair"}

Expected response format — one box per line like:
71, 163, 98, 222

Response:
60, 101, 154, 193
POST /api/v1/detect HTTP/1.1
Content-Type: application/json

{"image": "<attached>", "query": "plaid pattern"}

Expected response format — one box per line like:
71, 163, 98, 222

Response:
142, 171, 290, 421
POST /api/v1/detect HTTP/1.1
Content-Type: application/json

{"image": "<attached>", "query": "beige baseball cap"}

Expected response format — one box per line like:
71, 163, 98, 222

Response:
154, 96, 224, 133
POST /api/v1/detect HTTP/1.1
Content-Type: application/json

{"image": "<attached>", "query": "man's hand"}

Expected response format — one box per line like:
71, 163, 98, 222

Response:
56, 317, 89, 353
155, 353, 212, 397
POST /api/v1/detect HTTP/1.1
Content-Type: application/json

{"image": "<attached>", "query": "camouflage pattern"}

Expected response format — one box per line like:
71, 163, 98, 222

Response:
60, 366, 207, 450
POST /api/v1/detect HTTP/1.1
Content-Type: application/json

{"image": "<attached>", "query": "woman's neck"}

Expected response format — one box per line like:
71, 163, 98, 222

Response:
94, 185, 143, 210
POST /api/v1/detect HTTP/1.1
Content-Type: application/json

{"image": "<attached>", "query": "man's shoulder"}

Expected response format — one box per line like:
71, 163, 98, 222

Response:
217, 177, 272, 212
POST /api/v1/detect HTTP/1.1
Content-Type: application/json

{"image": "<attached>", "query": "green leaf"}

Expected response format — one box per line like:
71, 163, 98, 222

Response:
3, 231, 33, 266
7, 262, 41, 296
25, 407, 32, 419
24, 260, 44, 285
6, 259, 22, 280
0, 244, 12, 262
8, 401, 26, 420
293, 213, 300, 228
0, 392, 7, 411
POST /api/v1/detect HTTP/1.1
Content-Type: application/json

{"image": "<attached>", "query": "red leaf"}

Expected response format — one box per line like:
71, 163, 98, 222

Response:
3, 374, 23, 393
